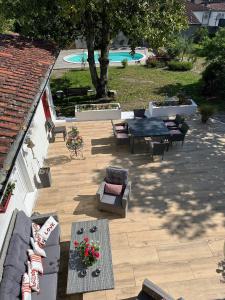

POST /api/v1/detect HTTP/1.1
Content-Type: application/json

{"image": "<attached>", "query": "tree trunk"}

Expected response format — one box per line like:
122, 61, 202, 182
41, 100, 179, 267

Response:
97, 1, 110, 99
85, 2, 111, 99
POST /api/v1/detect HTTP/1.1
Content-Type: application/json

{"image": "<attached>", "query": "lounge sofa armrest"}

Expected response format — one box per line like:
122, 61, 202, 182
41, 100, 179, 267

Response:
31, 212, 59, 225
96, 181, 106, 201
122, 182, 131, 209
142, 278, 175, 300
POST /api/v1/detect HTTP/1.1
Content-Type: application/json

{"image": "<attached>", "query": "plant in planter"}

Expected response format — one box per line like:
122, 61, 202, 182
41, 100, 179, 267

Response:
199, 105, 215, 123
0, 182, 15, 213
66, 127, 84, 157
74, 236, 100, 267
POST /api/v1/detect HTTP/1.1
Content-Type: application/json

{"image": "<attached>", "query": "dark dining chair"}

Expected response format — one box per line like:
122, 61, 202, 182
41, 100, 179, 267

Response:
168, 122, 189, 147
163, 114, 184, 129
111, 120, 129, 144
133, 109, 146, 119
147, 141, 167, 161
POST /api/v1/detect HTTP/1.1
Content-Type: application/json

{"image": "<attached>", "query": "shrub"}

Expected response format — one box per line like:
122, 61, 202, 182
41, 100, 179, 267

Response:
199, 105, 215, 123
146, 57, 165, 68
121, 59, 128, 68
202, 61, 225, 98
167, 60, 193, 71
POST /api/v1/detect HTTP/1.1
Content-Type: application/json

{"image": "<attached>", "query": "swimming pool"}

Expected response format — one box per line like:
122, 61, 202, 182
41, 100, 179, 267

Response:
63, 51, 145, 64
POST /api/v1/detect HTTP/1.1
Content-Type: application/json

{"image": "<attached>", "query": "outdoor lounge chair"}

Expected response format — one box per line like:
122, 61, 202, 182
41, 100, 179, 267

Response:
111, 120, 129, 144
163, 114, 184, 129
45, 119, 67, 142
168, 122, 189, 147
96, 166, 131, 218
133, 109, 146, 119
137, 279, 184, 300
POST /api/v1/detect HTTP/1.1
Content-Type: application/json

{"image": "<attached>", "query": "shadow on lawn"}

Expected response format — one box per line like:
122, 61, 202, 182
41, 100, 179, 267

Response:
154, 81, 203, 102
91, 116, 225, 240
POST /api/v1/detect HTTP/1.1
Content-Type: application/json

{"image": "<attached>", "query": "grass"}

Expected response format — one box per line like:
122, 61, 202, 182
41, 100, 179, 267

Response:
51, 64, 225, 117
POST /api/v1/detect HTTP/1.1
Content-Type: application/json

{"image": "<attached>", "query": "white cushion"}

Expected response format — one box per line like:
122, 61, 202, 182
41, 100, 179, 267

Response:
27, 261, 40, 293
38, 216, 58, 242
30, 237, 46, 257
27, 249, 43, 274
21, 272, 31, 300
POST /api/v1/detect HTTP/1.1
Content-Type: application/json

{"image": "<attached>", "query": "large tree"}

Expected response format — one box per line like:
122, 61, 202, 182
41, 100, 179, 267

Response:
1, 0, 187, 98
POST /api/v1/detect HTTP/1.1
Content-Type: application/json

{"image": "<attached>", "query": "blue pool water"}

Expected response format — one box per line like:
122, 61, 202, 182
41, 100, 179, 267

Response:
63, 51, 144, 64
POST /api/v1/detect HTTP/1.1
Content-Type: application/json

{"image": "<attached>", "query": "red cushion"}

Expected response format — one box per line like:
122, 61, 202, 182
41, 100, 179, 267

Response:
165, 121, 176, 127
115, 125, 126, 131
104, 183, 123, 196
170, 129, 181, 135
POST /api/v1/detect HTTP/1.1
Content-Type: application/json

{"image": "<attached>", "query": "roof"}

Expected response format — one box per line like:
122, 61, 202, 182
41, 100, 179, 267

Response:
207, 3, 225, 11
0, 34, 56, 180
185, 3, 202, 24
186, 2, 209, 12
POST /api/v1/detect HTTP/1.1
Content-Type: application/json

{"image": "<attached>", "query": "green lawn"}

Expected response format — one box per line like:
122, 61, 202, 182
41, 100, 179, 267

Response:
51, 65, 225, 117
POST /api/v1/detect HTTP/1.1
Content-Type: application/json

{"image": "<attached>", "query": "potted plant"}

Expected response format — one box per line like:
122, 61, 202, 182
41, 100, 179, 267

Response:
66, 127, 84, 156
0, 182, 15, 213
199, 105, 215, 123
74, 236, 100, 267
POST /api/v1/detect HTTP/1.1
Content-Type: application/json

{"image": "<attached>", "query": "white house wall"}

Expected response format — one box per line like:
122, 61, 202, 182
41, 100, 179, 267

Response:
193, 10, 225, 26
0, 89, 50, 251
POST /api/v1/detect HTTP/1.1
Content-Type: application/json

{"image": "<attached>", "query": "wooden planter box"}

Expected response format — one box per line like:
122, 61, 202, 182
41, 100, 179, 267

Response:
0, 193, 12, 213
149, 100, 197, 118
75, 103, 121, 121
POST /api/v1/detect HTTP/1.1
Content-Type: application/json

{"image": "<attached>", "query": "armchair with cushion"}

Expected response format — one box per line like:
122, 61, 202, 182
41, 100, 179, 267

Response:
96, 166, 131, 218
137, 279, 184, 300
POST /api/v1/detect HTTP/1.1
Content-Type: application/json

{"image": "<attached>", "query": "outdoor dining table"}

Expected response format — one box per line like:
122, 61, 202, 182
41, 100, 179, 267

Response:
126, 117, 170, 153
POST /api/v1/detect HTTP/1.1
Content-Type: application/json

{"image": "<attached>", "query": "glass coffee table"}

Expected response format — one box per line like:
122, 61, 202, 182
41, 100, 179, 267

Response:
66, 219, 114, 294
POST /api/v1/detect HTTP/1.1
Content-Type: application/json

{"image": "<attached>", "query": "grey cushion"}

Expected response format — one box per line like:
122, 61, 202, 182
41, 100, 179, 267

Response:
105, 166, 128, 185
43, 245, 60, 274
4, 234, 28, 274
31, 273, 57, 300
101, 194, 122, 207
1, 266, 23, 284
0, 293, 19, 300
45, 225, 60, 247
13, 211, 32, 244
0, 276, 21, 298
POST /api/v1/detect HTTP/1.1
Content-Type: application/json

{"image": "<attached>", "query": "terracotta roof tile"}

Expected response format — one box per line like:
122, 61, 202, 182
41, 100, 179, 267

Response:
185, 2, 202, 24
0, 34, 56, 173
207, 3, 225, 11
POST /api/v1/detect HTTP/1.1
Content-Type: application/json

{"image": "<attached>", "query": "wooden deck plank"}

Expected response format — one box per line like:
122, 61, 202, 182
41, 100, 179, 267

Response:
35, 118, 225, 300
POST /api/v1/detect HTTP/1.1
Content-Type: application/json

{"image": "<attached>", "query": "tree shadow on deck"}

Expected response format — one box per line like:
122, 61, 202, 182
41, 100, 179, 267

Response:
57, 241, 83, 300
91, 117, 225, 240
73, 194, 122, 220
45, 155, 71, 166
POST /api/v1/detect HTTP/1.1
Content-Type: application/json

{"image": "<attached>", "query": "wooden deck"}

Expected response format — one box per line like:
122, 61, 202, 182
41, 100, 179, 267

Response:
35, 117, 225, 300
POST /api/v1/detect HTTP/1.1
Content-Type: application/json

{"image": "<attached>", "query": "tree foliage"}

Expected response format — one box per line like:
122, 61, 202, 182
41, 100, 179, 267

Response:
1, 0, 188, 97
202, 28, 225, 63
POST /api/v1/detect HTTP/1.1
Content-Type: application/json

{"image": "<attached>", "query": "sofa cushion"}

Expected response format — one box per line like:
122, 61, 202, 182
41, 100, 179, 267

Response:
44, 224, 60, 247
4, 234, 28, 274
105, 166, 128, 185
13, 211, 32, 244
0, 293, 19, 300
31, 273, 57, 300
101, 194, 122, 207
104, 183, 123, 196
1, 266, 23, 284
0, 276, 21, 297
43, 245, 60, 274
